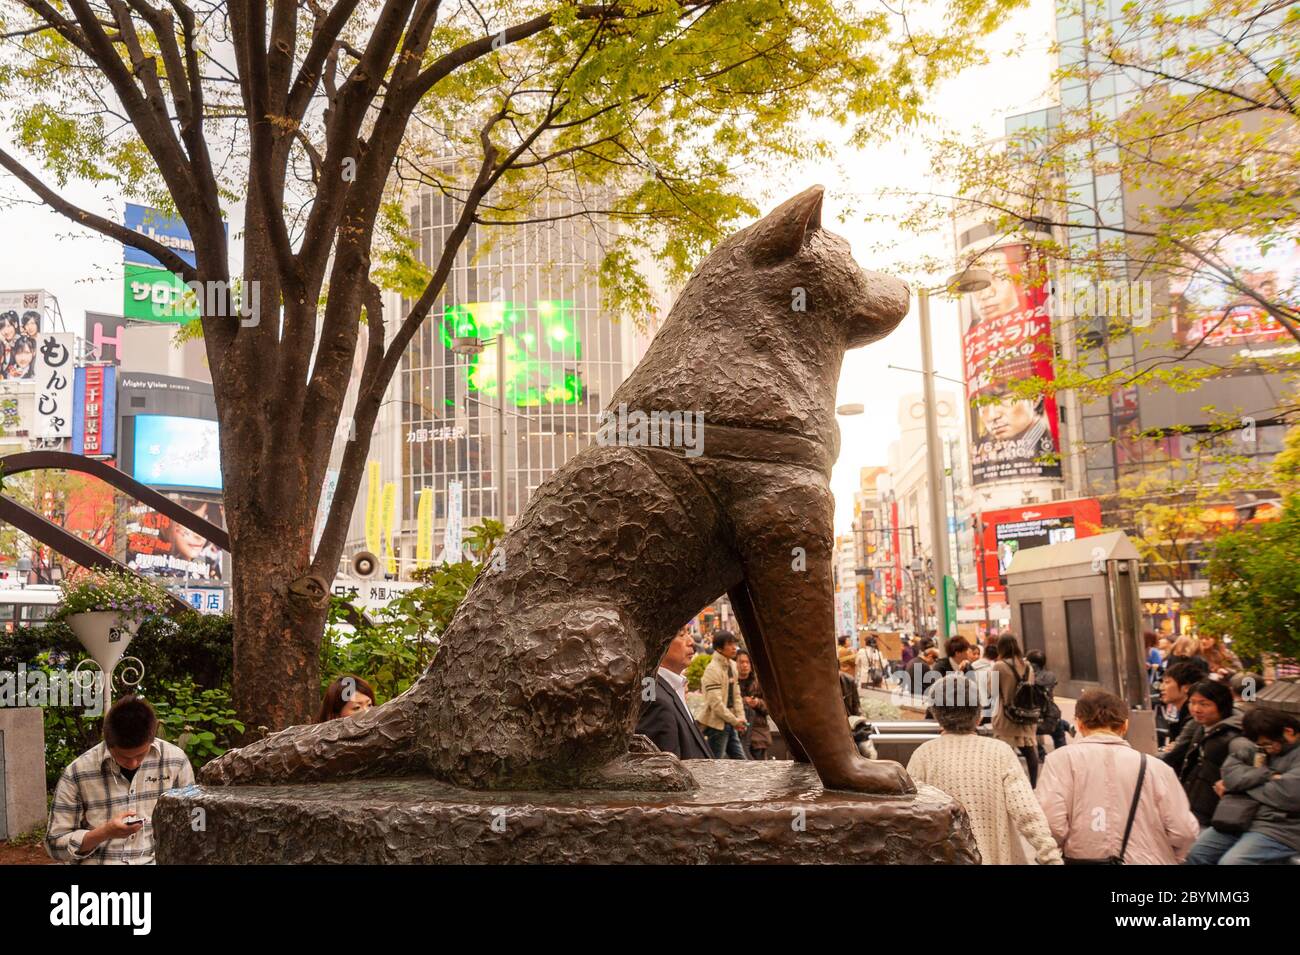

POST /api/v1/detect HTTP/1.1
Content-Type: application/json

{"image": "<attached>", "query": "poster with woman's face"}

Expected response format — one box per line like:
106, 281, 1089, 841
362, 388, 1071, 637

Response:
0, 293, 43, 379
960, 245, 1062, 485
126, 496, 224, 579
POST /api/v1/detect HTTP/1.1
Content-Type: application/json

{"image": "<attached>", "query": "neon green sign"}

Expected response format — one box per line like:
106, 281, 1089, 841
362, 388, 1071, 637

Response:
440, 300, 584, 406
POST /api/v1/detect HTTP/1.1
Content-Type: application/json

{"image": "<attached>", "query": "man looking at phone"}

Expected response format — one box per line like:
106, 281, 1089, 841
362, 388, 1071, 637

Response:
46, 695, 194, 864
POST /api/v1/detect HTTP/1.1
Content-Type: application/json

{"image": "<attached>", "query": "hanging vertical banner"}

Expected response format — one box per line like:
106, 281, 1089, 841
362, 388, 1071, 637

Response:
443, 479, 463, 564
381, 481, 397, 575
33, 332, 75, 438
415, 487, 434, 568
364, 461, 381, 555
312, 468, 339, 553
72, 364, 117, 457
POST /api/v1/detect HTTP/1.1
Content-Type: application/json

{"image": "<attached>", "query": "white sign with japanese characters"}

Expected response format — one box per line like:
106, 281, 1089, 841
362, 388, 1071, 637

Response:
33, 332, 75, 438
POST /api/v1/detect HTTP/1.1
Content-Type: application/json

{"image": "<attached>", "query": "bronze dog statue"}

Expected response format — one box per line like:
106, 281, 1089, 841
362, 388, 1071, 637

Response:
202, 186, 915, 795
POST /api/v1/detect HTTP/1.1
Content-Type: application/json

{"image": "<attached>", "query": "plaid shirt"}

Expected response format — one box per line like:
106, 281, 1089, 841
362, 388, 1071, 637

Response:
45, 738, 194, 865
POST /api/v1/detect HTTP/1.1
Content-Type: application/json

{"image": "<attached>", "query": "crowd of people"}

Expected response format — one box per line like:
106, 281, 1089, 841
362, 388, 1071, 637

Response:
42, 627, 1298, 866
902, 630, 1299, 865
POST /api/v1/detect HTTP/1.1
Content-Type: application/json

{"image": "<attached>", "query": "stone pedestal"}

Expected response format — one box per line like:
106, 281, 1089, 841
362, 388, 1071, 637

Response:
156, 761, 978, 864
0, 707, 48, 841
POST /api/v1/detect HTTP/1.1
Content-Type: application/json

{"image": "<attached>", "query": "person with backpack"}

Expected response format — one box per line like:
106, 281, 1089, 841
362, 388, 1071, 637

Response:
993, 633, 1046, 787
1036, 689, 1199, 864
1026, 649, 1067, 759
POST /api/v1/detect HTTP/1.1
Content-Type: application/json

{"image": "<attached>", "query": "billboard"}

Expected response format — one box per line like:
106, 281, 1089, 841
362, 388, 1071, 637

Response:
960, 244, 1062, 486
72, 365, 117, 458
976, 498, 1103, 598
1169, 232, 1300, 348
123, 203, 200, 323
0, 289, 47, 380
130, 414, 222, 490
126, 496, 225, 581
440, 299, 584, 406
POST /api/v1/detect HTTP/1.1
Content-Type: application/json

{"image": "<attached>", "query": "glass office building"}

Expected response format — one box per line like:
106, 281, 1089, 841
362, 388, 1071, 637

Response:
397, 189, 653, 544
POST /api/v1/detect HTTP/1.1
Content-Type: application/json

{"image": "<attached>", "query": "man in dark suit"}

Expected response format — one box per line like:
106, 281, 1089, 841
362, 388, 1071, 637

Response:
636, 629, 712, 759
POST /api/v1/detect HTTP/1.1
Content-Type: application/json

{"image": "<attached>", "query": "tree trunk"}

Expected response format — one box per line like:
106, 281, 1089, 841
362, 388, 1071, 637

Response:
228, 513, 328, 736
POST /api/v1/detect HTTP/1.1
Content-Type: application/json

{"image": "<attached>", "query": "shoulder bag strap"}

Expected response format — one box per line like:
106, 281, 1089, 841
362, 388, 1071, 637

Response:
1117, 754, 1147, 863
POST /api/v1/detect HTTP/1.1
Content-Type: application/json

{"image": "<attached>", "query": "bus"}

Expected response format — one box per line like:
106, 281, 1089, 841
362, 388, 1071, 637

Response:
0, 585, 62, 633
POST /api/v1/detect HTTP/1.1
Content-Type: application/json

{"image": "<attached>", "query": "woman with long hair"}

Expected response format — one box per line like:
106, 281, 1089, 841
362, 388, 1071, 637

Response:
317, 675, 376, 723
993, 633, 1041, 787
735, 650, 771, 760
1198, 634, 1241, 680
1168, 635, 1210, 679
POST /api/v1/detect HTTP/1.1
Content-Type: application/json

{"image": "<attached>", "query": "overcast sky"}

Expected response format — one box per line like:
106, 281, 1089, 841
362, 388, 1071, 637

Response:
0, 1, 1057, 534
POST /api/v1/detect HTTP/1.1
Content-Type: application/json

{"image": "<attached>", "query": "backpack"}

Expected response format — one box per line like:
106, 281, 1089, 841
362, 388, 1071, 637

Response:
1003, 660, 1051, 725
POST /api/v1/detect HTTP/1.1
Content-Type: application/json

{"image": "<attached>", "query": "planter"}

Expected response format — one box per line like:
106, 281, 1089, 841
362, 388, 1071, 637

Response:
66, 612, 143, 694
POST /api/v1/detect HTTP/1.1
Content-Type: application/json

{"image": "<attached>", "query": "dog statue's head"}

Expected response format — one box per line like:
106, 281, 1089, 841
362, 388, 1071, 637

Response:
726, 185, 910, 349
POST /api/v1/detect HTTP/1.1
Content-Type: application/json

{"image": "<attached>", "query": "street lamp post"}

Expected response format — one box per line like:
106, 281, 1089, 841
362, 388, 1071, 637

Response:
915, 268, 992, 640
838, 268, 990, 640
452, 332, 510, 527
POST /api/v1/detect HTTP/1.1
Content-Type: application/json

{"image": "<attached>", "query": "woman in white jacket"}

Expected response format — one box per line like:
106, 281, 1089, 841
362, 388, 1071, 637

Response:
908, 674, 1062, 865
1035, 689, 1200, 864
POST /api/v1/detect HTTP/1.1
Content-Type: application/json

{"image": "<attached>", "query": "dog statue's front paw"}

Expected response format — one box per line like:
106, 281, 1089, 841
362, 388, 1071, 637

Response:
819, 756, 917, 796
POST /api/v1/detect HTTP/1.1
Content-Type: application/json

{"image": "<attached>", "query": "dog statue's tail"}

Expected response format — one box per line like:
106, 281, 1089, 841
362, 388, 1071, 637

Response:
199, 686, 424, 785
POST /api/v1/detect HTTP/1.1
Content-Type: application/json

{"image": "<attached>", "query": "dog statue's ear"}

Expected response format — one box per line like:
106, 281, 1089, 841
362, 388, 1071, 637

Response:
747, 185, 824, 265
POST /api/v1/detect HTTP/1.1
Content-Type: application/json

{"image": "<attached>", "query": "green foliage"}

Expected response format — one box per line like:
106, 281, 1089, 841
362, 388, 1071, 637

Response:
55, 568, 173, 619
684, 652, 712, 692
0, 614, 234, 692
8, 823, 46, 847
149, 678, 244, 767
40, 676, 101, 789
891, 0, 1300, 461
1, 615, 235, 784
1195, 494, 1300, 666
320, 521, 504, 702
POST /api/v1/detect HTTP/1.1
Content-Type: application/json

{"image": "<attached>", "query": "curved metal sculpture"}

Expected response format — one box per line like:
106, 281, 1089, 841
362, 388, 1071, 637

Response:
0, 450, 378, 629
203, 186, 917, 795
0, 451, 229, 548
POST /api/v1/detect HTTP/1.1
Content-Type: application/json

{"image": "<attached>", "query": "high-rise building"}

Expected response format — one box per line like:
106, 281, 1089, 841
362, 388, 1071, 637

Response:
952, 0, 1296, 634
340, 188, 661, 574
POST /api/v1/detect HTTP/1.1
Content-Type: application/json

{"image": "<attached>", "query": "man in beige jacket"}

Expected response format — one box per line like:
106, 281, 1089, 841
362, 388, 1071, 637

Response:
700, 631, 748, 758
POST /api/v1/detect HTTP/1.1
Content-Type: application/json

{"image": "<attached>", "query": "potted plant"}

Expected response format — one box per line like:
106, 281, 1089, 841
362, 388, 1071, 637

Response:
56, 569, 172, 687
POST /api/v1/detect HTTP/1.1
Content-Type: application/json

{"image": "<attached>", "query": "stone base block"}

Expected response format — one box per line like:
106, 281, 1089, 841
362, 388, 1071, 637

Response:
156, 760, 978, 864
0, 706, 48, 841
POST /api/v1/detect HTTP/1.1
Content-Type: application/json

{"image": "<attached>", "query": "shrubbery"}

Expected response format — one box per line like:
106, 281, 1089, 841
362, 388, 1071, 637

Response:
1, 614, 236, 784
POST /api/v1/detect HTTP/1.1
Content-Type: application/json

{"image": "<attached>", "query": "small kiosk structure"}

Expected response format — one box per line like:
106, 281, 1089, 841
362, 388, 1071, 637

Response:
1005, 531, 1154, 747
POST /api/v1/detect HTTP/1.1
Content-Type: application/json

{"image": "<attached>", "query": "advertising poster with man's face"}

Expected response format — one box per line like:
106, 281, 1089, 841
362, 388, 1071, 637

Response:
1169, 232, 1299, 347
126, 496, 225, 580
0, 289, 45, 380
960, 245, 1062, 486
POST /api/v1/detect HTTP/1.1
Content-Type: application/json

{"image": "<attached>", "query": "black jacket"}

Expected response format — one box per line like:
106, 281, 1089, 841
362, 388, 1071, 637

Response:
1030, 663, 1062, 733
635, 674, 712, 759
1164, 702, 1191, 749
1176, 711, 1245, 826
